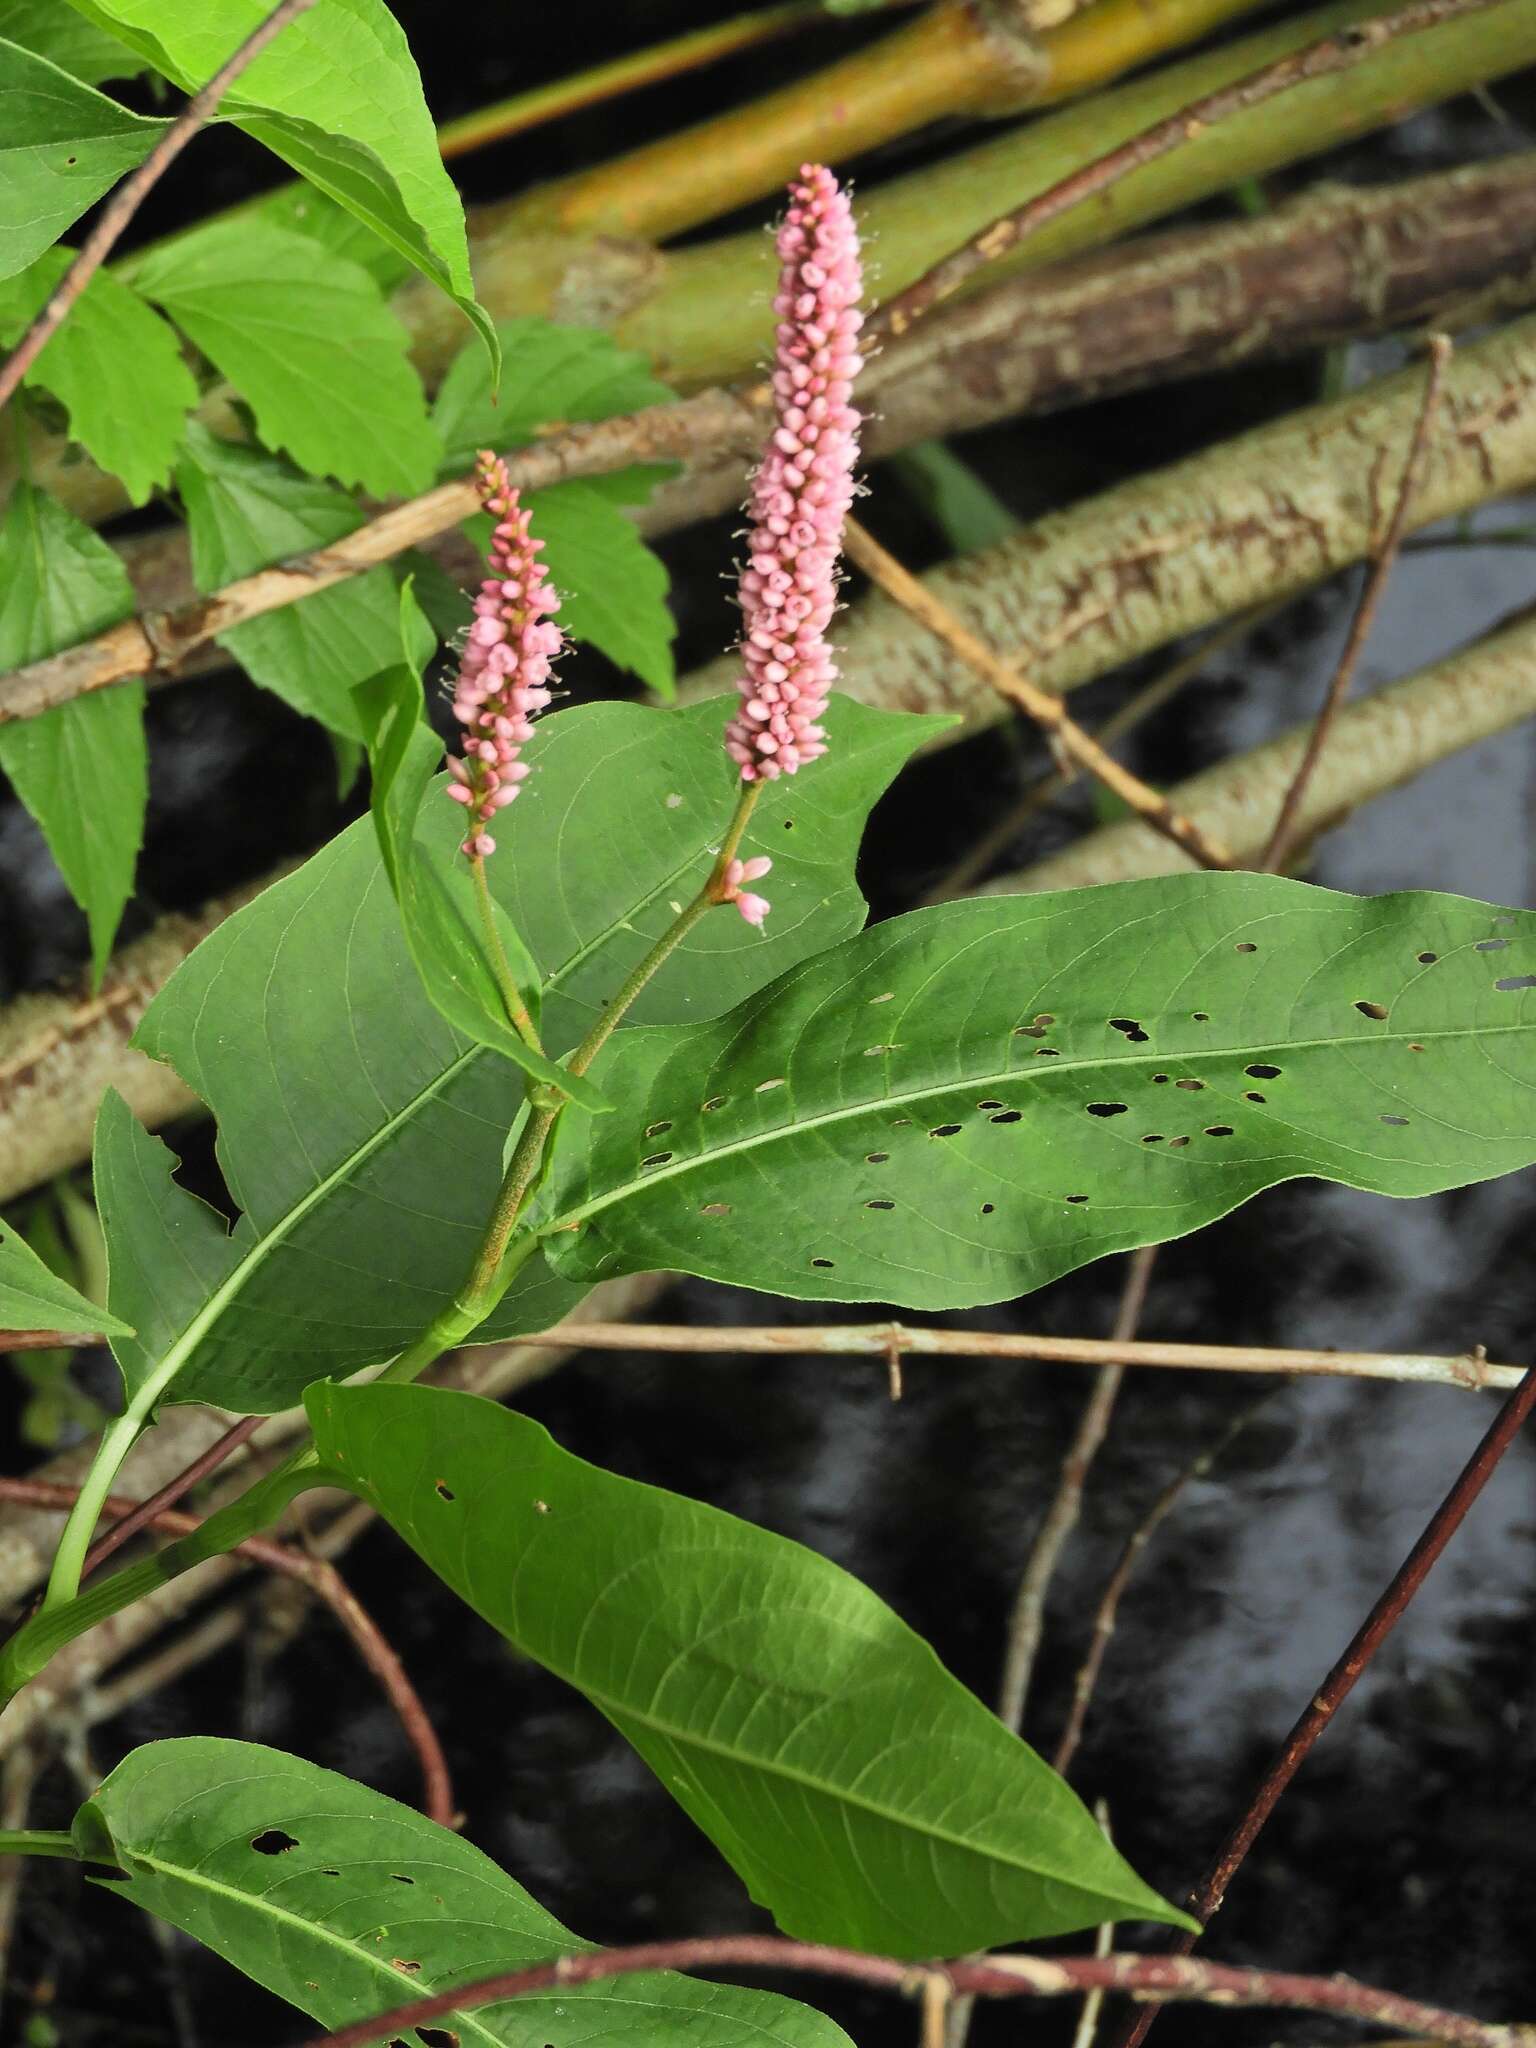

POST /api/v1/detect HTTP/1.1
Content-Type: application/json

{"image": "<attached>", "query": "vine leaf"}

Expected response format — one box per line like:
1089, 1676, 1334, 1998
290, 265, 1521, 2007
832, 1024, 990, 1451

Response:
69, 0, 495, 364
0, 1212, 130, 1337
0, 483, 146, 981
0, 249, 195, 503
76, 1738, 851, 2048
119, 696, 941, 1409
132, 218, 440, 496
536, 877, 1536, 1305
176, 422, 406, 740
0, 37, 166, 278
309, 1383, 1191, 1955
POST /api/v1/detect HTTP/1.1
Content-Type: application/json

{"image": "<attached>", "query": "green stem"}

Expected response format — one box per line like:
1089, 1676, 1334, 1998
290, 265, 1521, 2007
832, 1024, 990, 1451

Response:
41, 1367, 179, 1614
0, 1830, 78, 1861
469, 852, 543, 1055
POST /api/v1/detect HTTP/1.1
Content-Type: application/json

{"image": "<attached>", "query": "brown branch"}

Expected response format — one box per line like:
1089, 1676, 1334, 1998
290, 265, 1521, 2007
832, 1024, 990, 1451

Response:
867, 0, 1508, 348
1109, 1364, 1536, 2048
1051, 1395, 1271, 1777
288, 1934, 1536, 2048
841, 518, 1236, 871
1260, 333, 1453, 871
0, 1478, 452, 1829
0, 0, 317, 413
78, 1415, 265, 1581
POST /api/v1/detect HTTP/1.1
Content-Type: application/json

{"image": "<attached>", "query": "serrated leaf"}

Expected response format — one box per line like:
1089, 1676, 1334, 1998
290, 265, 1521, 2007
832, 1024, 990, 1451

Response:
0, 483, 145, 979
534, 875, 1536, 1306
0, 37, 167, 278
68, 0, 494, 364
310, 1383, 1189, 1955
133, 218, 439, 496
77, 1738, 850, 2048
0, 247, 195, 503
531, 481, 676, 695
253, 179, 413, 289
0, 1, 139, 80
432, 316, 673, 471
121, 695, 940, 1410
0, 1210, 129, 1336
176, 422, 404, 740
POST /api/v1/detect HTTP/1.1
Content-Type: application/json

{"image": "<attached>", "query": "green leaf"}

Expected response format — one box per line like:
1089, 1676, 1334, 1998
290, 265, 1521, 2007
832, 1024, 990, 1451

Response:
888, 441, 1020, 555
76, 1738, 850, 2048
122, 694, 940, 1409
531, 481, 676, 696
310, 1383, 1189, 1954
432, 317, 673, 471
132, 218, 439, 496
0, 1, 139, 80
253, 179, 413, 289
68, 0, 494, 364
0, 37, 167, 278
535, 875, 1536, 1307
0, 1210, 130, 1336
0, 483, 145, 979
0, 247, 195, 503
176, 422, 404, 740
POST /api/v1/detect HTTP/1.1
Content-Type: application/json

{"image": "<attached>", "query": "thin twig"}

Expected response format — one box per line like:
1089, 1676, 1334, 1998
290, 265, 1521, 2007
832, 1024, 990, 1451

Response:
0, 1479, 452, 1829
79, 1415, 264, 1581
842, 518, 1236, 871
0, 0, 318, 413
866, 0, 1508, 346
1052, 1395, 1272, 1777
1108, 1365, 1536, 2048
8, 1321, 1518, 1391
1261, 334, 1453, 871
289, 1933, 1536, 2048
1071, 1801, 1119, 2048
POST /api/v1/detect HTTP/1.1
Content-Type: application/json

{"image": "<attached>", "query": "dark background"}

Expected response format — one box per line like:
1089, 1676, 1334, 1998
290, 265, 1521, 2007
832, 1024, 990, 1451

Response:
3, 4, 1535, 2044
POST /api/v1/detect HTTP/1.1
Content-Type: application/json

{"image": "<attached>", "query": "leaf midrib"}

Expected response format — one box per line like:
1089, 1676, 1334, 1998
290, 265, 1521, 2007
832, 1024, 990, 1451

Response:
547, 1018, 1533, 1229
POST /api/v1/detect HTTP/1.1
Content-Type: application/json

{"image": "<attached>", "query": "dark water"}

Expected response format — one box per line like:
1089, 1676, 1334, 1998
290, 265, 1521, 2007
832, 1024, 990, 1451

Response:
5, 6, 1536, 2044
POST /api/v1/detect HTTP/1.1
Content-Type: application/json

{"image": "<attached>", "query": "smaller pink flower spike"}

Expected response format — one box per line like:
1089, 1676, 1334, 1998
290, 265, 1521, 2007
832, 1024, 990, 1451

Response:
725, 163, 863, 787
446, 451, 565, 857
722, 855, 773, 926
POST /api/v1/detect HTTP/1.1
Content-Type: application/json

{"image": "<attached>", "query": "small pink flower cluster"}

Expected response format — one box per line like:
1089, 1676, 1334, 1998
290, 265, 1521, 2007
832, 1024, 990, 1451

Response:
724, 162, 863, 794
721, 855, 773, 926
445, 451, 564, 858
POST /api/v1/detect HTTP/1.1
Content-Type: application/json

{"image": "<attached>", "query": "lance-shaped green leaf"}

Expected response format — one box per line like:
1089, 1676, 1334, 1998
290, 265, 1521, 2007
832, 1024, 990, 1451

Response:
0, 1, 139, 81
0, 37, 166, 277
0, 250, 195, 503
132, 218, 439, 496
72, 0, 494, 363
309, 1383, 1189, 1954
76, 1738, 850, 2048
0, 1211, 129, 1337
534, 876, 1536, 1306
120, 696, 942, 1409
0, 483, 146, 981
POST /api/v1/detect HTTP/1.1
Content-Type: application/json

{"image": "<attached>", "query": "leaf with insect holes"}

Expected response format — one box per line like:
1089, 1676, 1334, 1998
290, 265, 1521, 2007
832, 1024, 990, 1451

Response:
0, 1211, 130, 1338
76, 1738, 851, 2048
0, 249, 196, 504
0, 37, 167, 278
73, 0, 495, 365
0, 484, 146, 982
308, 1384, 1193, 1955
132, 218, 439, 496
117, 695, 943, 1410
532, 874, 1536, 1306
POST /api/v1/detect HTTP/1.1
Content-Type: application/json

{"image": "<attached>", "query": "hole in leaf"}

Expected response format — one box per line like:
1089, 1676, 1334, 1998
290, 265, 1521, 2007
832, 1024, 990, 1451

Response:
418, 2033, 460, 2048
811, 1257, 834, 1269
1035, 1048, 1060, 1058
1408, 1042, 1425, 1052
1015, 1014, 1055, 1038
644, 1121, 673, 1138
1141, 1134, 1164, 1144
1355, 1001, 1389, 1019
1085, 1102, 1128, 1117
1496, 975, 1536, 992
389, 1873, 415, 1885
866, 1150, 890, 1162
1168, 1135, 1191, 1149
640, 1151, 673, 1168
701, 1095, 727, 1113
980, 1203, 995, 1214
1244, 1091, 1266, 1104
1151, 1073, 1170, 1085
1417, 952, 1438, 965
977, 1098, 1004, 1110
1065, 1194, 1090, 1205
989, 1110, 1021, 1125
393, 1959, 423, 1975
1380, 1115, 1410, 1126
434, 1481, 455, 1502
865, 1198, 895, 1211
251, 1830, 298, 1856
756, 1077, 785, 1092
1476, 938, 1510, 952
1234, 942, 1257, 954
930, 1123, 963, 1138
1192, 1011, 1211, 1022
320, 1869, 341, 1877
1109, 1018, 1149, 1043
1204, 1125, 1235, 1138
700, 1203, 731, 1217
1246, 1064, 1281, 1079
1175, 1078, 1205, 1092
782, 817, 795, 830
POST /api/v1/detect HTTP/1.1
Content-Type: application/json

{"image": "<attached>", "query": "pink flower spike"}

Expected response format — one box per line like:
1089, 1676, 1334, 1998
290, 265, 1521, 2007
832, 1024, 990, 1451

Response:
725, 164, 862, 786
446, 451, 566, 858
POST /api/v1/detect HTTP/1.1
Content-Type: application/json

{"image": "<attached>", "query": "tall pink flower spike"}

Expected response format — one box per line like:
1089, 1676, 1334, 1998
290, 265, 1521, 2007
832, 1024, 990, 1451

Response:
722, 162, 864, 925
445, 451, 565, 858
